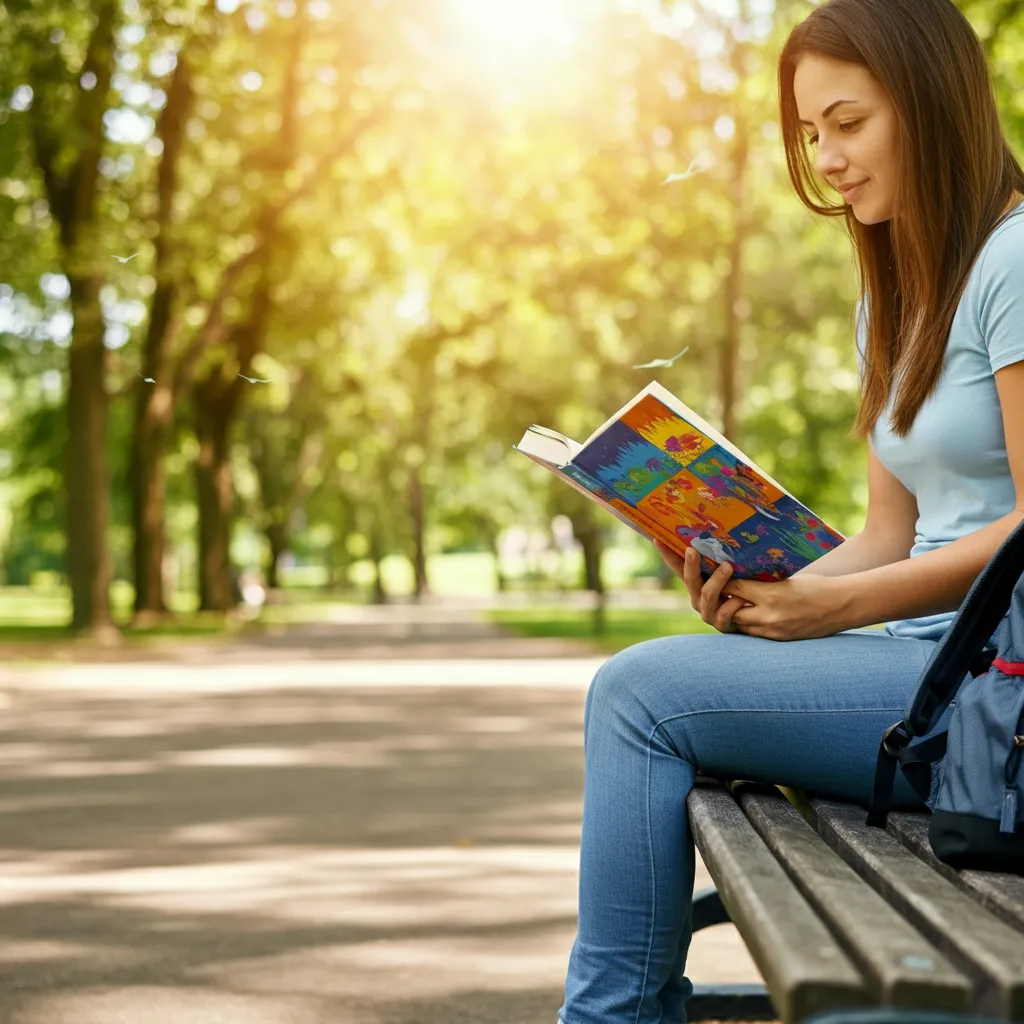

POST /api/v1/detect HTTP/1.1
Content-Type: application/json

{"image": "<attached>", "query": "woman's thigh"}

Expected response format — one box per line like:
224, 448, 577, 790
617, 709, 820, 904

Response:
585, 627, 939, 806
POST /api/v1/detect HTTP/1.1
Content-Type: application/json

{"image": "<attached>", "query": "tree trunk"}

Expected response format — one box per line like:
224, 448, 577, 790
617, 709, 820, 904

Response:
721, 27, 751, 443
368, 516, 387, 605
721, 129, 748, 443
265, 521, 287, 590
131, 45, 192, 622
576, 524, 605, 594
572, 514, 606, 636
409, 467, 430, 600
195, 394, 234, 612
66, 276, 116, 636
482, 518, 506, 592
131, 291, 176, 622
27, 0, 119, 637
657, 558, 674, 591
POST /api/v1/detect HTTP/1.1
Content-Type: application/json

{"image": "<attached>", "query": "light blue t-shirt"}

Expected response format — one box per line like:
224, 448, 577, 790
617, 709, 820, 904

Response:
856, 200, 1024, 641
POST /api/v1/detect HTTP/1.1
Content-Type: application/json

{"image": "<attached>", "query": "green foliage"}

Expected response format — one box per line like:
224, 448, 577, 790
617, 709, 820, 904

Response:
2, 0, 1022, 602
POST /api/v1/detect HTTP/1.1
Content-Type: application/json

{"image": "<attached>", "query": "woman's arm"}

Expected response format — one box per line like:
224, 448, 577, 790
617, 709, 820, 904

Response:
833, 506, 1024, 629
795, 442, 919, 578
723, 361, 1024, 639
830, 359, 1024, 629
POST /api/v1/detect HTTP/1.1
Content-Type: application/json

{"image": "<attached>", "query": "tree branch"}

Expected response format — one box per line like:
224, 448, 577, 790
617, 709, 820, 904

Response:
173, 96, 391, 397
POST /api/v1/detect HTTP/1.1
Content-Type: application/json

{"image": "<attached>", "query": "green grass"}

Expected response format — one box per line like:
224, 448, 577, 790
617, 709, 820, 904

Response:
488, 605, 718, 654
0, 586, 248, 644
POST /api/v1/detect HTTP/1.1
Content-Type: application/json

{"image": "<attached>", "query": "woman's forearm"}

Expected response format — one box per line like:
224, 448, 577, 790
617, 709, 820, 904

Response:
794, 529, 912, 578
832, 508, 1024, 631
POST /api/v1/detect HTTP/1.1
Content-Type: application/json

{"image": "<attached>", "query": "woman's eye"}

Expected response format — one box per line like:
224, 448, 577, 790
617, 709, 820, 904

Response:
839, 120, 861, 132
806, 136, 818, 146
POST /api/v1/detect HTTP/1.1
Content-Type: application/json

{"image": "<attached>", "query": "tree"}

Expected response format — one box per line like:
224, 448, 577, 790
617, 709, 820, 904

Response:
15, 0, 121, 636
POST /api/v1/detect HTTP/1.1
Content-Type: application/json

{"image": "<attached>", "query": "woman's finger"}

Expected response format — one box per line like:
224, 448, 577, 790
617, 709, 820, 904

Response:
681, 546, 704, 610
712, 595, 749, 634
699, 562, 734, 620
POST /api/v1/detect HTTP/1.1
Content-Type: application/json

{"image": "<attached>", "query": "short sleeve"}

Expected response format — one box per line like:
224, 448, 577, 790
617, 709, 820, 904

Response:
977, 216, 1024, 373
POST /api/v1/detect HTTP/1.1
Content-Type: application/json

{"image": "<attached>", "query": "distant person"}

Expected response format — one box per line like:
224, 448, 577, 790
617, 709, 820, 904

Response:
558, 1, 1024, 1021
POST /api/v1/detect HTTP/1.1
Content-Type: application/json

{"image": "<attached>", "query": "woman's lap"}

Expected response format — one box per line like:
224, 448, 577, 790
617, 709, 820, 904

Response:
583, 626, 938, 804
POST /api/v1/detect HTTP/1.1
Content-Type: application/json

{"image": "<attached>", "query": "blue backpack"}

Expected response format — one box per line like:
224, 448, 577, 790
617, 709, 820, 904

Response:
867, 518, 1024, 873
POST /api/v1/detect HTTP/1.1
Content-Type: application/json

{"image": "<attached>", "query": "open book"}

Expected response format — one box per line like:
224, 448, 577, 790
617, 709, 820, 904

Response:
514, 381, 844, 581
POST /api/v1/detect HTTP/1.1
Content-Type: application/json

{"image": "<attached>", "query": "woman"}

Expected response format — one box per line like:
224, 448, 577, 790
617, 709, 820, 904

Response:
557, 0, 1024, 1021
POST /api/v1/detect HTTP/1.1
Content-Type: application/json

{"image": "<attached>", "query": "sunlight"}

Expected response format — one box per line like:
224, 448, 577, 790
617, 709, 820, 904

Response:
448, 0, 591, 65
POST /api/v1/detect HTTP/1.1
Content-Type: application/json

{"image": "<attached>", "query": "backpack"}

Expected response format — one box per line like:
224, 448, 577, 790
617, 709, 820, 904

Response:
866, 517, 1024, 873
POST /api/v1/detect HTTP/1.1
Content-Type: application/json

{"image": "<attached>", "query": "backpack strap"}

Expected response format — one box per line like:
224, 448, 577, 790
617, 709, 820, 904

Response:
905, 517, 1024, 733
866, 516, 1024, 829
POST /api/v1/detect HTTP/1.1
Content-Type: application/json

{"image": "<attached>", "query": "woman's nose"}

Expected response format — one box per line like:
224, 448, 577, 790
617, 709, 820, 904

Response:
816, 140, 847, 179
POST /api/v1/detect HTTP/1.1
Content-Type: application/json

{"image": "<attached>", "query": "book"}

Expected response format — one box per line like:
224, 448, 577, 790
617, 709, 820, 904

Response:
513, 381, 845, 581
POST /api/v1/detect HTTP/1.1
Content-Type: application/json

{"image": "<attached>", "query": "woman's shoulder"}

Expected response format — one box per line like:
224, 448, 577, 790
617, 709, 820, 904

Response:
967, 202, 1024, 369
973, 203, 1024, 287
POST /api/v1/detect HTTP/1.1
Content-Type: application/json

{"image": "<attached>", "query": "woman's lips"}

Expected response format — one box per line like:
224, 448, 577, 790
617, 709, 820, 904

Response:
840, 180, 869, 202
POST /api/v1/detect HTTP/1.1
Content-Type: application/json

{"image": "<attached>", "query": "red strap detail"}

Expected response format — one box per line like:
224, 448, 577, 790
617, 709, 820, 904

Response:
993, 657, 1024, 676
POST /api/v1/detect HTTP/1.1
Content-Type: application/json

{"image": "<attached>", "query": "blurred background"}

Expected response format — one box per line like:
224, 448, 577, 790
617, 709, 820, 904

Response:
1, 0, 1023, 648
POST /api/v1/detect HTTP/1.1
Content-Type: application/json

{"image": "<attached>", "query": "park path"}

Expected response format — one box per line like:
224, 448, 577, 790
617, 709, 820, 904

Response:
0, 603, 762, 1024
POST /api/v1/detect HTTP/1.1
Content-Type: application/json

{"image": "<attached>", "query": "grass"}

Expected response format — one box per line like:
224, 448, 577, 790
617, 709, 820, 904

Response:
0, 540, 667, 650
0, 585, 249, 644
487, 605, 718, 654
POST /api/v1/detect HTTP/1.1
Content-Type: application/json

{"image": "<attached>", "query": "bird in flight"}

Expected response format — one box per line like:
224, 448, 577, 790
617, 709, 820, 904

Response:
661, 157, 712, 185
137, 372, 155, 383
632, 346, 690, 370
238, 373, 271, 383
113, 252, 141, 263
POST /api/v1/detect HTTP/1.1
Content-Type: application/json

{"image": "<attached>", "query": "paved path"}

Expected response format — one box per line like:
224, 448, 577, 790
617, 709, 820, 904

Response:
0, 607, 762, 1023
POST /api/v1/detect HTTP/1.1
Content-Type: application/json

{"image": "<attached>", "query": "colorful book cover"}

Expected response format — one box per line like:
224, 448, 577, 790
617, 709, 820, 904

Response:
515, 383, 844, 581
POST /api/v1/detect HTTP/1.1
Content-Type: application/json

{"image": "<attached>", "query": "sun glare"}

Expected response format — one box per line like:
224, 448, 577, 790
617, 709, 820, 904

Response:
448, 0, 591, 65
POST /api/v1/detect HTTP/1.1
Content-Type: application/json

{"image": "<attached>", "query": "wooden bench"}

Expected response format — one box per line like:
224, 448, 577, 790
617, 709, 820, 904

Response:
686, 778, 1024, 1024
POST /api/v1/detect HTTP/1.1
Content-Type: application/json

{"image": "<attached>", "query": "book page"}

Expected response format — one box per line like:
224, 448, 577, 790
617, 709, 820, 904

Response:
514, 427, 579, 467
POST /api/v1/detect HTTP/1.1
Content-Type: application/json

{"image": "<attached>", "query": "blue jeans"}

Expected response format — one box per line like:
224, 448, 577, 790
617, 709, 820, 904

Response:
558, 628, 939, 1024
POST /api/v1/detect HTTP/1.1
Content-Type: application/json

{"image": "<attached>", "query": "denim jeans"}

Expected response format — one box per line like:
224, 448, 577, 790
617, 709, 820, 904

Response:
558, 627, 940, 1024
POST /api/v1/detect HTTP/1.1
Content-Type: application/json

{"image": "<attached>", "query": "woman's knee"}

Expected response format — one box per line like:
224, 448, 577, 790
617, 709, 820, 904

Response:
586, 635, 704, 729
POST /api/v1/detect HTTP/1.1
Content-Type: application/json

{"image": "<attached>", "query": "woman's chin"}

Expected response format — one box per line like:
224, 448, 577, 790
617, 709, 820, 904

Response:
850, 201, 894, 225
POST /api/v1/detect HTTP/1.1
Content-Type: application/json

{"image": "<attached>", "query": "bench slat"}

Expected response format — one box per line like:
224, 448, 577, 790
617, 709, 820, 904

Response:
688, 785, 867, 1023
810, 798, 1024, 1021
886, 811, 1024, 935
738, 788, 972, 1012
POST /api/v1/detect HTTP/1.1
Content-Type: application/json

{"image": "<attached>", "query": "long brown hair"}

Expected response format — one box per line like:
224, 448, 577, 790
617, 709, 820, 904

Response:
778, 0, 1024, 439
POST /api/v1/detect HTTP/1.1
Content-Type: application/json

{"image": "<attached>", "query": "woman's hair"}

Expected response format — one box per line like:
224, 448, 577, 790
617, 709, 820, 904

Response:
778, 0, 1024, 439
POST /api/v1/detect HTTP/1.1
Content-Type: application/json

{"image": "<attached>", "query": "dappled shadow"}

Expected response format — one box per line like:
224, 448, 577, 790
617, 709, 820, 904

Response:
0, 682, 587, 1022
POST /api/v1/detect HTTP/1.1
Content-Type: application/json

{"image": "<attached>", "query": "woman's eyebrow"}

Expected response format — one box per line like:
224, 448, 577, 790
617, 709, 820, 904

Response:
798, 99, 858, 126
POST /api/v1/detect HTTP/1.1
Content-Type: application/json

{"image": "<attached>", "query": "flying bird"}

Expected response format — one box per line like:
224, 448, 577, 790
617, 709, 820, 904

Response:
113, 252, 141, 263
661, 156, 713, 185
632, 346, 690, 370
137, 372, 155, 383
238, 373, 271, 383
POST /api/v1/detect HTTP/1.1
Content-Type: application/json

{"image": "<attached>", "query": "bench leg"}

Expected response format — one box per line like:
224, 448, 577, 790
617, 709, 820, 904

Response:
688, 888, 775, 1022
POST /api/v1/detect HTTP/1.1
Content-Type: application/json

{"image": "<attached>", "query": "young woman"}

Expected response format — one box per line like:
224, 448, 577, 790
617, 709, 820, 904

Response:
557, 0, 1024, 1021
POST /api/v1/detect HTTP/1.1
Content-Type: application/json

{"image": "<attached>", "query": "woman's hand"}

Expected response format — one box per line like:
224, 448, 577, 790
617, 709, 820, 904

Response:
654, 540, 849, 641
654, 540, 750, 634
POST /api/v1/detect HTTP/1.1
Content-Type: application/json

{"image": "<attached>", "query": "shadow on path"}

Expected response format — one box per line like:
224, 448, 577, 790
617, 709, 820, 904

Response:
0, 680, 587, 1023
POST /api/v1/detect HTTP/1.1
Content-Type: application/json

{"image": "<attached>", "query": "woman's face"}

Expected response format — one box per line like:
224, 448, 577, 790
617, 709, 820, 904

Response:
792, 54, 900, 224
